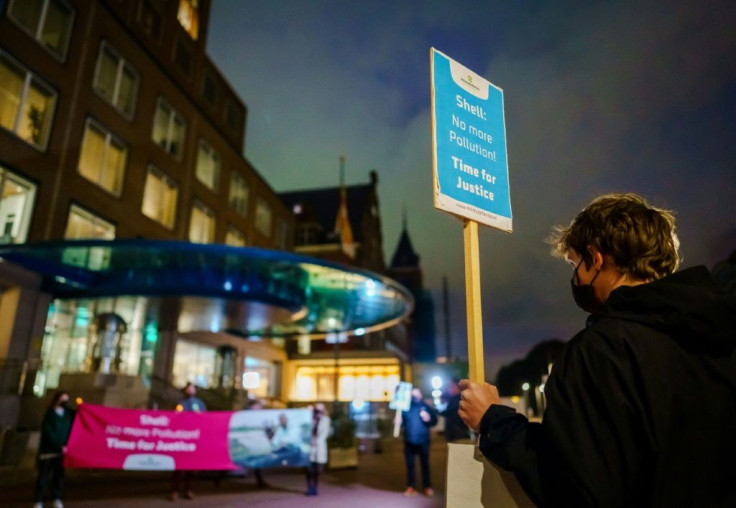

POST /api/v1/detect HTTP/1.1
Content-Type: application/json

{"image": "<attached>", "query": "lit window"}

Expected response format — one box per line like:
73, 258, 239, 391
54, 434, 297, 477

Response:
225, 226, 246, 247
65, 204, 115, 239
293, 365, 400, 402
195, 139, 221, 191
228, 173, 249, 216
8, 0, 75, 59
152, 97, 186, 159
242, 357, 275, 397
0, 51, 57, 150
189, 200, 215, 243
172, 340, 216, 389
176, 0, 199, 40
78, 118, 127, 196
93, 42, 139, 118
142, 165, 178, 229
255, 197, 272, 237
0, 167, 37, 245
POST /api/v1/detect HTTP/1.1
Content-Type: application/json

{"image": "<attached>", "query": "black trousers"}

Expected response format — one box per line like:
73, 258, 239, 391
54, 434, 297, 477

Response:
34, 456, 64, 502
171, 470, 194, 493
305, 462, 324, 492
404, 441, 431, 489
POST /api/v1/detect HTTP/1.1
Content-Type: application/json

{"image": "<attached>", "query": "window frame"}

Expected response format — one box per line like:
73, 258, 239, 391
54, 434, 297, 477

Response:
77, 117, 128, 197
255, 196, 272, 238
6, 0, 76, 61
228, 172, 249, 217
65, 203, 116, 239
188, 199, 215, 244
92, 41, 140, 120
151, 96, 186, 160
0, 166, 37, 245
0, 50, 58, 151
195, 139, 221, 192
141, 164, 178, 229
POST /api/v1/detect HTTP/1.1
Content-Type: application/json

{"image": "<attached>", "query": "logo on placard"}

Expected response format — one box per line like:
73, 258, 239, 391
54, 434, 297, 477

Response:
461, 74, 480, 92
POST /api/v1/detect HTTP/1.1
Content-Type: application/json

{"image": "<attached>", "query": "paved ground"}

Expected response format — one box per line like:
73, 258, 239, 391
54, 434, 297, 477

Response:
4, 437, 448, 508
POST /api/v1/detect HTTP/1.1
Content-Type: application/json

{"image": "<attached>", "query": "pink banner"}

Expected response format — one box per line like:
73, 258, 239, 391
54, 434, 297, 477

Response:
65, 404, 238, 470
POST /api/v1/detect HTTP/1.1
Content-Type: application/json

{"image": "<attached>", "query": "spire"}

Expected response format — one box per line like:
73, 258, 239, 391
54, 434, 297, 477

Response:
390, 211, 419, 268
334, 156, 355, 259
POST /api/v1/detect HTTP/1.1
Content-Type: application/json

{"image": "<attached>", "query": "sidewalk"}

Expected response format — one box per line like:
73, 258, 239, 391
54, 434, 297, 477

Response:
4, 438, 447, 508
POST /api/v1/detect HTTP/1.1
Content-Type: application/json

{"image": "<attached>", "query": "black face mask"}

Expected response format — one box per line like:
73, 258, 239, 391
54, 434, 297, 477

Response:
571, 260, 602, 314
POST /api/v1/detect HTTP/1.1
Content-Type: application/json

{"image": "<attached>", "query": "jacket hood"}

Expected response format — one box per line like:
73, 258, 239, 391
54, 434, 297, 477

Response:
603, 266, 736, 350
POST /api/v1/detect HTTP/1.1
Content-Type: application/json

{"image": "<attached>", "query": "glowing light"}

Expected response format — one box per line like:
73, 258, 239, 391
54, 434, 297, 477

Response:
431, 376, 443, 390
539, 384, 545, 393
522, 382, 530, 391
175, 404, 183, 412
364, 279, 377, 296
352, 399, 366, 411
242, 372, 261, 389
432, 389, 442, 398
75, 397, 83, 405
223, 280, 233, 291
354, 328, 366, 336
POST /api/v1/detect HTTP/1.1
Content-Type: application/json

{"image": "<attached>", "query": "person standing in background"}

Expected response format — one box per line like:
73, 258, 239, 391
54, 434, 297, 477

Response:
171, 383, 206, 501
34, 390, 76, 508
305, 403, 331, 496
401, 388, 438, 497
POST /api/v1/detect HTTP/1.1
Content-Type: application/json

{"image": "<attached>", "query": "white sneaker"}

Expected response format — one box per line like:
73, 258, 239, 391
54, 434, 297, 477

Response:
53, 500, 64, 508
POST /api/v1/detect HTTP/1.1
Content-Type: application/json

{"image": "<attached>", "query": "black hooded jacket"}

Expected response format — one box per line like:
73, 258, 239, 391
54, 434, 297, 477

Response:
478, 266, 736, 507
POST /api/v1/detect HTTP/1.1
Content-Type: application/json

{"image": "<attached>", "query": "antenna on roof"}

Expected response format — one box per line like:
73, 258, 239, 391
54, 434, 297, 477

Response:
339, 156, 346, 187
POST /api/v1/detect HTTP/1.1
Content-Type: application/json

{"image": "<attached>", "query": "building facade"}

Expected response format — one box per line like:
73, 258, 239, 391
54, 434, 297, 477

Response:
0, 0, 297, 425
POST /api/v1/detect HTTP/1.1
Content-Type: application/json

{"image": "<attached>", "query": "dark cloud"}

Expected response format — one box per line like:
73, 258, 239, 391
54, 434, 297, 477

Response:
208, 0, 736, 379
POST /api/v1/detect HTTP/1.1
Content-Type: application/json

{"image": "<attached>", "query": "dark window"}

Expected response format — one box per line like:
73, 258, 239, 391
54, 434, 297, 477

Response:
201, 71, 218, 106
224, 99, 242, 132
174, 38, 192, 76
137, 0, 162, 40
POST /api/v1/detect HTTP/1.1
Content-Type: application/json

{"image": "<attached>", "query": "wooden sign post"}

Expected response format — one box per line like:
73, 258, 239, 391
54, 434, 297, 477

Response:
464, 219, 485, 382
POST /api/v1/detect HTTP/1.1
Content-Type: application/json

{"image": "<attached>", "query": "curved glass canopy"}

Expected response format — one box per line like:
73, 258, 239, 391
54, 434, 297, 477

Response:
0, 240, 413, 339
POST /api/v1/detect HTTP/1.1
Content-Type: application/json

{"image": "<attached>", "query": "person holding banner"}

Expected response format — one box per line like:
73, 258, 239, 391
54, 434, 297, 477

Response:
34, 391, 76, 508
401, 388, 438, 497
171, 383, 207, 501
458, 193, 736, 507
305, 403, 331, 496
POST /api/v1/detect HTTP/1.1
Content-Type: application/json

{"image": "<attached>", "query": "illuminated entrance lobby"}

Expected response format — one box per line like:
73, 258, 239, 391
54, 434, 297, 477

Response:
0, 240, 413, 409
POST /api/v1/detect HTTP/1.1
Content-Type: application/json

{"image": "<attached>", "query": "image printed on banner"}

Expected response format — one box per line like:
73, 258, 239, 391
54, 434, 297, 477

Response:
228, 408, 312, 468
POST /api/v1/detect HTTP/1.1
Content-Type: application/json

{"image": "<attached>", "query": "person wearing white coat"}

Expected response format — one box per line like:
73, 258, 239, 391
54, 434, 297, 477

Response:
305, 403, 331, 496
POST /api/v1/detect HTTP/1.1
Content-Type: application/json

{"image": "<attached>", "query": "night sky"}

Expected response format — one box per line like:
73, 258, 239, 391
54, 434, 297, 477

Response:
207, 0, 736, 379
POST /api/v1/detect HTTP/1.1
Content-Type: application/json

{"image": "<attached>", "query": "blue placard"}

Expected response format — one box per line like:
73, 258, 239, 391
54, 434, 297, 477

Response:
431, 48, 512, 232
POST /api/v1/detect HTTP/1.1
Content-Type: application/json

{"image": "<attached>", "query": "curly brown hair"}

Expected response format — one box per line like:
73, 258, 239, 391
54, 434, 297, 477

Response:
547, 193, 680, 280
